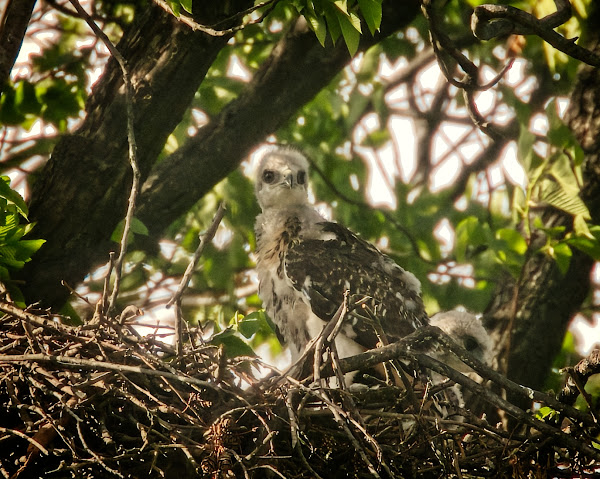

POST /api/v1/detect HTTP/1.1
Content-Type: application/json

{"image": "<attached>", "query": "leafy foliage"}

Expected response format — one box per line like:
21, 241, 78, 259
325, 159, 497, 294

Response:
0, 177, 44, 305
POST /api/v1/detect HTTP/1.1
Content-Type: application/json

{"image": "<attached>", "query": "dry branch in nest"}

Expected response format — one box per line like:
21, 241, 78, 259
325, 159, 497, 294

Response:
0, 301, 599, 478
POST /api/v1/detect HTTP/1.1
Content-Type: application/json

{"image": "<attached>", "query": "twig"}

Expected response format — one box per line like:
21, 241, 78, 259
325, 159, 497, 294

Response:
244, 430, 277, 462
322, 325, 593, 427
564, 370, 598, 424
313, 292, 349, 385
167, 202, 226, 357
427, 326, 594, 426
227, 448, 250, 479
248, 465, 289, 478
167, 202, 227, 308
559, 349, 600, 406
0, 426, 49, 455
0, 301, 78, 335
76, 420, 125, 478
67, 0, 140, 318
100, 252, 115, 319
421, 0, 515, 140
285, 377, 384, 478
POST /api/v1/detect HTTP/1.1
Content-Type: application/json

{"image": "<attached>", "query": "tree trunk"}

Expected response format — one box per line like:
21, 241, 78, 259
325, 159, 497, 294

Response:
485, 11, 600, 399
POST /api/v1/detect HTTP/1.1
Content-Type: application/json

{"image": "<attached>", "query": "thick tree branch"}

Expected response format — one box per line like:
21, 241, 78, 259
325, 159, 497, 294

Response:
0, 0, 37, 99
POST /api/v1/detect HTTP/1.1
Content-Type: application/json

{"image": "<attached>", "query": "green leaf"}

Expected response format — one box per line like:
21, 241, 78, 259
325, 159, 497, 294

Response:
236, 310, 271, 338
545, 241, 572, 275
549, 154, 581, 197
12, 239, 45, 261
39, 79, 83, 127
0, 178, 28, 218
536, 406, 559, 421
567, 235, 600, 260
210, 329, 256, 357
304, 11, 328, 47
111, 217, 149, 243
323, 7, 342, 44
15, 80, 41, 115
496, 228, 527, 255
179, 0, 192, 14
334, 0, 349, 14
357, 0, 382, 35
130, 217, 149, 236
536, 179, 590, 219
337, 11, 362, 56
0, 85, 26, 125
454, 216, 491, 262
0, 245, 25, 269
573, 214, 594, 240
360, 129, 390, 149
0, 214, 18, 242
517, 129, 536, 171
168, 0, 181, 16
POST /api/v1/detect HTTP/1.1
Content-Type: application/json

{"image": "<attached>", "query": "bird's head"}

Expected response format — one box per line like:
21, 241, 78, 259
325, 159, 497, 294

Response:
430, 310, 493, 369
255, 145, 310, 211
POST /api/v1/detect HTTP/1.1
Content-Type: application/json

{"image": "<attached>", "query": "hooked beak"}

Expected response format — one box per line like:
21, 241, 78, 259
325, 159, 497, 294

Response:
283, 172, 294, 188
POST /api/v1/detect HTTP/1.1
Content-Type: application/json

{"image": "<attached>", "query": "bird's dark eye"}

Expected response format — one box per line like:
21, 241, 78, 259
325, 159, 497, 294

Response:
262, 170, 275, 183
297, 171, 306, 185
463, 336, 479, 352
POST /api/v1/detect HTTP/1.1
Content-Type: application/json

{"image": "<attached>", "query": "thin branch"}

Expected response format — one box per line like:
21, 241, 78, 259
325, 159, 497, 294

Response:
67, 0, 140, 318
472, 0, 600, 67
559, 348, 600, 407
151, 0, 279, 36
413, 352, 600, 462
167, 202, 226, 357
313, 291, 349, 386
0, 352, 219, 390
167, 202, 227, 309
421, 0, 516, 141
329, 325, 593, 427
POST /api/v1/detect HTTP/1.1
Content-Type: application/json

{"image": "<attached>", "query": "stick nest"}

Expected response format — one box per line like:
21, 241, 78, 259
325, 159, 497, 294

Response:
0, 303, 599, 478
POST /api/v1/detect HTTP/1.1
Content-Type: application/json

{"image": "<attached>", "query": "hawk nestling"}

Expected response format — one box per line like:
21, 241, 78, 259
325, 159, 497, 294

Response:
429, 310, 492, 412
253, 145, 428, 363
430, 310, 492, 371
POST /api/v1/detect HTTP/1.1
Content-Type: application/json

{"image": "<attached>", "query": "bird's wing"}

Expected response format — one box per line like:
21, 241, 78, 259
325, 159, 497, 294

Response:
284, 221, 428, 350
